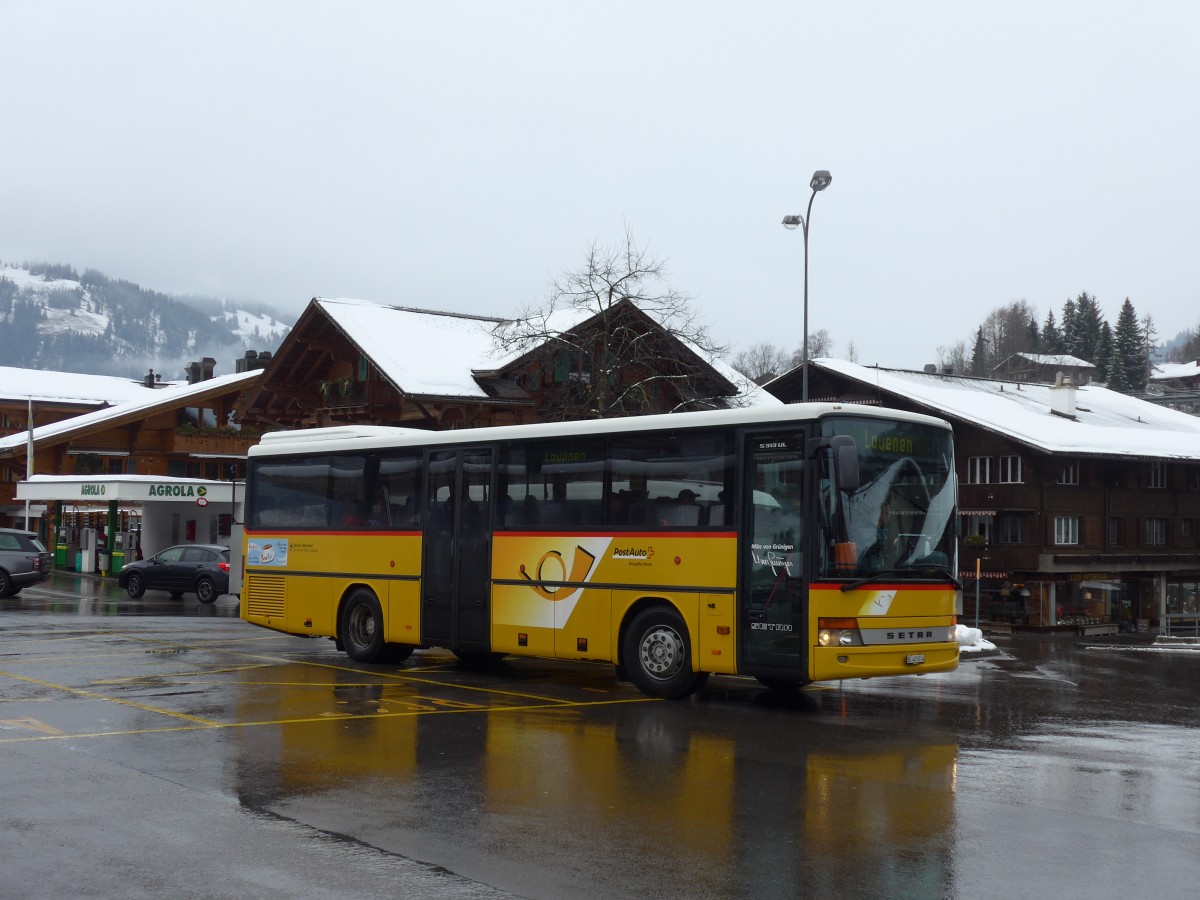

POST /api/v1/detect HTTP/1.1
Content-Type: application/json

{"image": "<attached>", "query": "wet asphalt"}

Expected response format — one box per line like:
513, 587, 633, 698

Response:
1, 573, 1198, 899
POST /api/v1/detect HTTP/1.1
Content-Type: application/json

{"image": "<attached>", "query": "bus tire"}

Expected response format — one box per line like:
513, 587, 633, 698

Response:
341, 589, 386, 663
623, 606, 706, 699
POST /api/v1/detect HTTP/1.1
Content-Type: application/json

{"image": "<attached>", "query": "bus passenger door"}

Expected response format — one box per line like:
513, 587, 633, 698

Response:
422, 449, 494, 651
740, 432, 807, 673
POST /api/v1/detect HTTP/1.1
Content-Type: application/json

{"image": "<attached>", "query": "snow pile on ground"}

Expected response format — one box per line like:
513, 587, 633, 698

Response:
955, 623, 997, 654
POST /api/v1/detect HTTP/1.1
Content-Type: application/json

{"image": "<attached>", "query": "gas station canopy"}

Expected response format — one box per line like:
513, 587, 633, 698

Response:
17, 474, 236, 504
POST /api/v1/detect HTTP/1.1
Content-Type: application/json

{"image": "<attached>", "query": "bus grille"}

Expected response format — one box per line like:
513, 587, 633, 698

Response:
246, 573, 287, 618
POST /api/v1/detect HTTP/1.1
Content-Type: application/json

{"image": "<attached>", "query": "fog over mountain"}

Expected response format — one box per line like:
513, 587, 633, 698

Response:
0, 261, 291, 380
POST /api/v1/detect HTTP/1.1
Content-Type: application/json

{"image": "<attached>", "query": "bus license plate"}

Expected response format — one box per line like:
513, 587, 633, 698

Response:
905, 654, 925, 665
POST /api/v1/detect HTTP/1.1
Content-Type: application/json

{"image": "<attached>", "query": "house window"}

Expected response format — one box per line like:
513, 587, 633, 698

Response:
965, 515, 993, 543
1108, 517, 1123, 546
997, 455, 1022, 484
1147, 462, 1167, 489
1145, 518, 1168, 546
1189, 471, 1200, 491
1054, 516, 1079, 545
1057, 461, 1079, 485
967, 457, 991, 484
1181, 519, 1194, 538
996, 516, 1023, 544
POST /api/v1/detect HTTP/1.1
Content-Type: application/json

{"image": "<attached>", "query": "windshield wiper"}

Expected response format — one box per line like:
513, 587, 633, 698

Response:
840, 565, 962, 593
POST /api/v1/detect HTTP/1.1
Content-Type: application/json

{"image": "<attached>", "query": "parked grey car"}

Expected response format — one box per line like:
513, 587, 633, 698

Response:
0, 528, 53, 596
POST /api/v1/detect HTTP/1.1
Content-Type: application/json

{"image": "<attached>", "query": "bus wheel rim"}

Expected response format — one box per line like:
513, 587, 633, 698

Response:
350, 607, 375, 645
639, 626, 684, 680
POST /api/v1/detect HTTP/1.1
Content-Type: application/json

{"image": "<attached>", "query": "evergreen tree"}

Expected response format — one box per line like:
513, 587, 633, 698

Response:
1110, 297, 1145, 392
1041, 310, 1062, 353
1182, 319, 1200, 361
1026, 316, 1040, 352
1060, 297, 1079, 356
1095, 321, 1113, 383
969, 326, 987, 377
1072, 292, 1104, 363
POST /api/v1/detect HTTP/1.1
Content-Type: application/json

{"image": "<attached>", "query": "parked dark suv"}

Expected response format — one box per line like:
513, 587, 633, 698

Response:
0, 528, 53, 596
118, 543, 230, 604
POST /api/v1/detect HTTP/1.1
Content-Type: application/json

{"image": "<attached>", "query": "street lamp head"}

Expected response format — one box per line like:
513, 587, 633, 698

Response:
810, 170, 832, 192
781, 214, 803, 230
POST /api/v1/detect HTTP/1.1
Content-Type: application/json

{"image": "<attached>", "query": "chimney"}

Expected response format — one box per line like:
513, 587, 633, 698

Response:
185, 358, 219, 384
1050, 371, 1077, 419
235, 349, 272, 373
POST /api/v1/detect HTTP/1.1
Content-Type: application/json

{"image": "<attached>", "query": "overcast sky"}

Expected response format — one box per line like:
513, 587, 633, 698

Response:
3, 1, 1198, 368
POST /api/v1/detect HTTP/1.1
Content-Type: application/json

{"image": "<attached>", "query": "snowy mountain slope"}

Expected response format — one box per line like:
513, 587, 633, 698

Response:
0, 262, 292, 377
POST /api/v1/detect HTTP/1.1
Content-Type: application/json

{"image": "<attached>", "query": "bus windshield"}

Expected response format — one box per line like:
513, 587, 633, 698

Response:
816, 416, 957, 582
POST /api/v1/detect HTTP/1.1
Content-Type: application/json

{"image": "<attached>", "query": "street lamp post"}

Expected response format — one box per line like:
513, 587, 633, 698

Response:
782, 169, 832, 403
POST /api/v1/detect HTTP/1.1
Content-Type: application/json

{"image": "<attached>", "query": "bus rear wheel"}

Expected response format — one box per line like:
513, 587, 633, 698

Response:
341, 589, 386, 663
623, 607, 707, 699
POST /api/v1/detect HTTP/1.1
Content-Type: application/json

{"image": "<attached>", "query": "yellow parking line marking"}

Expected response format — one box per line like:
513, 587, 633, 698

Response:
0, 694, 658, 744
0, 717, 65, 735
0, 670, 220, 727
92, 664, 274, 685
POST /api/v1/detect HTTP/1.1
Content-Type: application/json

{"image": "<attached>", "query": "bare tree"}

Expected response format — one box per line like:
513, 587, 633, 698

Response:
493, 229, 734, 419
936, 340, 970, 375
783, 329, 834, 369
730, 342, 791, 383
977, 300, 1039, 372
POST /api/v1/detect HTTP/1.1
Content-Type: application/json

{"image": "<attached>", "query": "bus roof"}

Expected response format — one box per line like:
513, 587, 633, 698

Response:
248, 403, 952, 458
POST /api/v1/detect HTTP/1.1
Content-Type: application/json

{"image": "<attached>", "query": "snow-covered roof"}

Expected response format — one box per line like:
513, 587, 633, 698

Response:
1014, 352, 1095, 368
318, 298, 504, 399
0, 369, 261, 452
1151, 360, 1200, 382
813, 358, 1200, 460
317, 297, 777, 407
0, 365, 179, 406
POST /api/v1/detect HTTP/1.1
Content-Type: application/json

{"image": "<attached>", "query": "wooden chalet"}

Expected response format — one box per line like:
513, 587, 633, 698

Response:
235, 297, 764, 431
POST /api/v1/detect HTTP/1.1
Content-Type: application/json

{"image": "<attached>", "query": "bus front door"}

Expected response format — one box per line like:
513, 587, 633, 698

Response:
740, 432, 807, 674
422, 448, 494, 652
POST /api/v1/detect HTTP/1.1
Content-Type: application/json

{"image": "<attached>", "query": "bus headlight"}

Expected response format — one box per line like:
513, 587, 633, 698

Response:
818, 618, 862, 647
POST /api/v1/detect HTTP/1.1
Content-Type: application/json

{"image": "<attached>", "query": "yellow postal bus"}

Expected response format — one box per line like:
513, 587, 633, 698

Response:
241, 403, 960, 697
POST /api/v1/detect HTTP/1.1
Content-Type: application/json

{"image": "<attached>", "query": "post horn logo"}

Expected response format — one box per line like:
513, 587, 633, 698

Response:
520, 546, 597, 600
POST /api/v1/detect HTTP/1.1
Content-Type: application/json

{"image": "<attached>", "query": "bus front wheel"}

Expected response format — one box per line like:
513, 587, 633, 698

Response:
623, 607, 707, 699
341, 589, 386, 663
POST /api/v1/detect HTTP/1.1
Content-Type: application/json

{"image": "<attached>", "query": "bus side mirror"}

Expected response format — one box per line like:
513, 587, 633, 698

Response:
835, 440, 859, 491
808, 435, 859, 491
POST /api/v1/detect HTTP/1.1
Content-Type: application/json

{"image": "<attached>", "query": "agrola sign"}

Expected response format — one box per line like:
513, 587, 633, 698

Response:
18, 477, 233, 505
147, 484, 207, 498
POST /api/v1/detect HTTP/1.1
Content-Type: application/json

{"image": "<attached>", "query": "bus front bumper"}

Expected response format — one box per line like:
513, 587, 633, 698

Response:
812, 642, 959, 682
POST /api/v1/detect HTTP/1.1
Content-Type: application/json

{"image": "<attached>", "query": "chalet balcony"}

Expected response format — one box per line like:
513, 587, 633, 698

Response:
169, 427, 258, 457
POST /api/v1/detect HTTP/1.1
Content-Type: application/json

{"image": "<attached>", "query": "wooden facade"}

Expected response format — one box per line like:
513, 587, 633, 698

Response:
0, 367, 261, 529
235, 297, 743, 432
